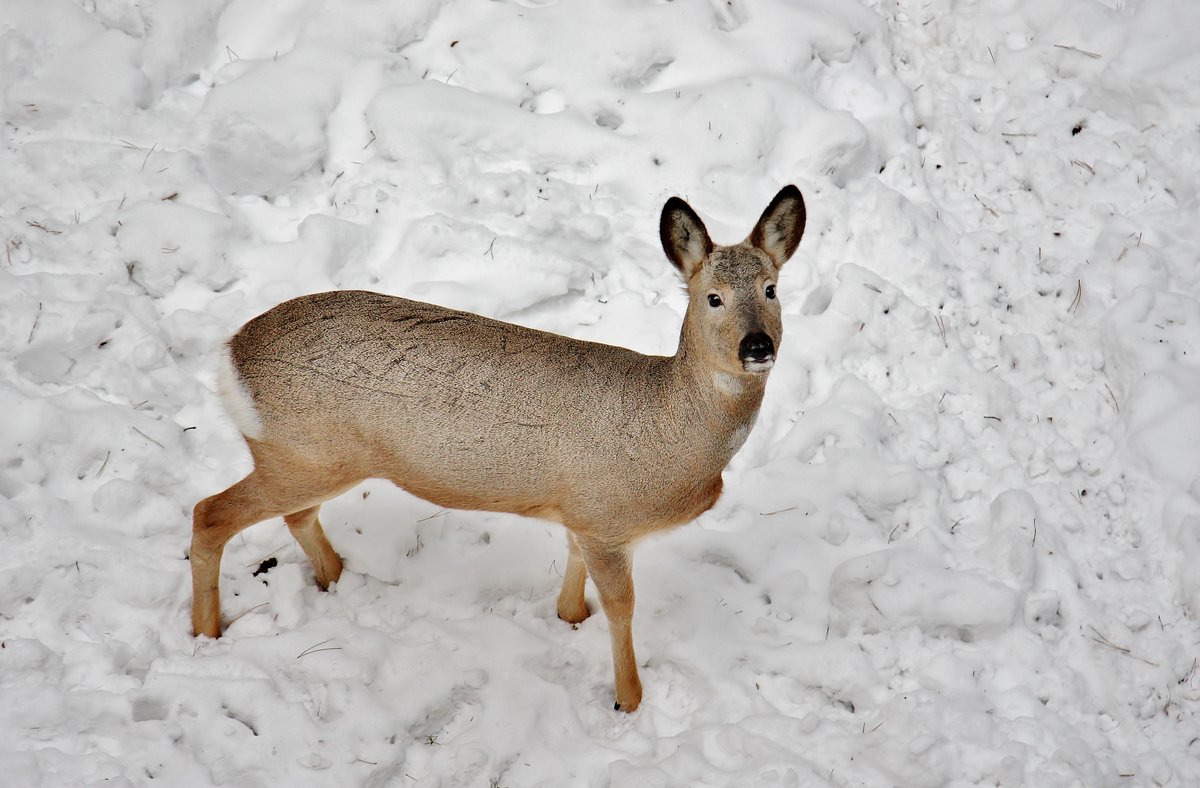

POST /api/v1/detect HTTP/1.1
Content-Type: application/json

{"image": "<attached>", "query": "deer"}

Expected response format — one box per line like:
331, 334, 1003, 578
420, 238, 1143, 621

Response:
190, 185, 806, 712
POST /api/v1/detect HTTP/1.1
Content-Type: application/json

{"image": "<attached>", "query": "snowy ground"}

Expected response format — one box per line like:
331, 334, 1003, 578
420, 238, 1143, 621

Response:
3, 0, 1200, 785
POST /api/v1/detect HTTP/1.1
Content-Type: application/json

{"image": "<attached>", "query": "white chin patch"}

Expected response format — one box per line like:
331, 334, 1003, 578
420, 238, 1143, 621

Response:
741, 358, 775, 374
714, 372, 743, 395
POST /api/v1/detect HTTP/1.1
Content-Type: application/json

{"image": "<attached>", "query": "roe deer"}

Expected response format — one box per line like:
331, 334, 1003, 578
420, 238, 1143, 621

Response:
191, 185, 806, 712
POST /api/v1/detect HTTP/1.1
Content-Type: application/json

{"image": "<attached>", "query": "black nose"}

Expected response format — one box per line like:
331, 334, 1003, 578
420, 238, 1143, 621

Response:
738, 331, 774, 362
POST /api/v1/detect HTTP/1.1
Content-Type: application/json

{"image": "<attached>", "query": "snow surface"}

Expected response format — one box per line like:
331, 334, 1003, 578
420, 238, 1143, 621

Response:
2, 0, 1200, 785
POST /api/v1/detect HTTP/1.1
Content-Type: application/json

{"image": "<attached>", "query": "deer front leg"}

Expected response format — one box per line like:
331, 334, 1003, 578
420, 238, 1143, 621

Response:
557, 531, 590, 624
578, 537, 642, 712
284, 505, 343, 590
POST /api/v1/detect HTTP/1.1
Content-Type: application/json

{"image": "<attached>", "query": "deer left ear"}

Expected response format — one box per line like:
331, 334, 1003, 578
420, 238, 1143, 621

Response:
660, 196, 713, 279
749, 185, 806, 269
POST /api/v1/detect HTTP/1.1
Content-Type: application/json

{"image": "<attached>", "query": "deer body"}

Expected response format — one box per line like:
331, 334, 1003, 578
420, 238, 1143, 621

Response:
191, 187, 806, 712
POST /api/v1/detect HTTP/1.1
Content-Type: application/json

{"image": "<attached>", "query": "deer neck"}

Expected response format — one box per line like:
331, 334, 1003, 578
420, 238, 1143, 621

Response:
667, 316, 768, 460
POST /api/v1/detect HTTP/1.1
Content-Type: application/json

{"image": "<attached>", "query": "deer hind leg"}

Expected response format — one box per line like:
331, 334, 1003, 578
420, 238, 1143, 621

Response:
191, 456, 355, 639
192, 472, 279, 639
284, 505, 342, 590
578, 537, 642, 712
556, 531, 591, 625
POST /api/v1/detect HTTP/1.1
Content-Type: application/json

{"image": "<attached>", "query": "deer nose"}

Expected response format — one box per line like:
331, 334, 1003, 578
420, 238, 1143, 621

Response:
738, 332, 774, 363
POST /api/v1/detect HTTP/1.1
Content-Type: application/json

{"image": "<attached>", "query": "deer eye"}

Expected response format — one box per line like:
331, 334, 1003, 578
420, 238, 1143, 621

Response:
707, 294, 723, 308
765, 284, 777, 300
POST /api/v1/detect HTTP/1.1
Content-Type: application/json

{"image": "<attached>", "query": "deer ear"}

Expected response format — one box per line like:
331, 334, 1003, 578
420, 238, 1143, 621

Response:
749, 185, 806, 269
660, 196, 712, 278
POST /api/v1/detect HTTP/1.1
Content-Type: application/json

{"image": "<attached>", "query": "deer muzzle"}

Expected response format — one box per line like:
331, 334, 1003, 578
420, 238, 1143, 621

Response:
738, 331, 775, 373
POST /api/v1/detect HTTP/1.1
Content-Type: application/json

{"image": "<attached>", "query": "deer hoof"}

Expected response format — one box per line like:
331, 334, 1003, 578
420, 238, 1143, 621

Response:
557, 601, 591, 625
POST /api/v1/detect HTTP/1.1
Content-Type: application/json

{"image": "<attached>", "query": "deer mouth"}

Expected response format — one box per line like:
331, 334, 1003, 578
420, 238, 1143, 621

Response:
741, 357, 775, 374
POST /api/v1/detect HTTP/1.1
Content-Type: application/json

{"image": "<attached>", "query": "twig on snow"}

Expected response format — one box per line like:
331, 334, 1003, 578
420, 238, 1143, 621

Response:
140, 143, 157, 172
1087, 625, 1159, 666
864, 584, 884, 615
1181, 657, 1197, 685
131, 426, 164, 448
28, 302, 42, 343
245, 544, 286, 568
1105, 383, 1120, 414
759, 506, 797, 517
297, 638, 343, 659
227, 602, 268, 628
1068, 280, 1083, 314
973, 193, 999, 217
1088, 625, 1130, 653
1054, 43, 1102, 59
96, 451, 111, 478
1071, 159, 1095, 174
934, 313, 948, 347
26, 220, 61, 235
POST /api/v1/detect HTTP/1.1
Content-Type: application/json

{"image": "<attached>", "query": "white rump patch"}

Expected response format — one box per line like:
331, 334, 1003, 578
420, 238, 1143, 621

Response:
216, 347, 264, 439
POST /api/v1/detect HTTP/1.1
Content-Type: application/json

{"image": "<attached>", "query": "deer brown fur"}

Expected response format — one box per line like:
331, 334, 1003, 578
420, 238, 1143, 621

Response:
191, 186, 806, 712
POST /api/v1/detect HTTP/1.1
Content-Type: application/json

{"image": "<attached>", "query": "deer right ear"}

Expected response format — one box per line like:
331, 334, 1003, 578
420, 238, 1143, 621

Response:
660, 196, 712, 278
749, 185, 806, 270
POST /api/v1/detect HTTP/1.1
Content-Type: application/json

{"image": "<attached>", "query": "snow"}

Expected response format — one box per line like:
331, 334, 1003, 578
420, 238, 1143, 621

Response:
2, 0, 1199, 785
